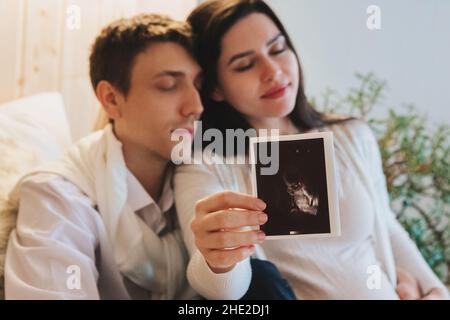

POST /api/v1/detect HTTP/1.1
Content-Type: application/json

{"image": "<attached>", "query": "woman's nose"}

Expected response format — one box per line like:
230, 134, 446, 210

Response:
261, 58, 282, 83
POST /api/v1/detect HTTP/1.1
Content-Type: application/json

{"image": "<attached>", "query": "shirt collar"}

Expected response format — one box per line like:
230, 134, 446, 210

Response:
158, 166, 175, 213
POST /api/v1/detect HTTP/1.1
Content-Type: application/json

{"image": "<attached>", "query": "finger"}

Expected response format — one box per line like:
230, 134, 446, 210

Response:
197, 229, 265, 250
396, 285, 418, 300
205, 245, 256, 269
202, 209, 268, 231
396, 280, 421, 299
420, 291, 438, 300
195, 191, 266, 215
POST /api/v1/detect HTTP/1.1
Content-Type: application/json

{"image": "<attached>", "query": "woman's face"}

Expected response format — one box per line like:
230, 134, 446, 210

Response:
214, 13, 299, 125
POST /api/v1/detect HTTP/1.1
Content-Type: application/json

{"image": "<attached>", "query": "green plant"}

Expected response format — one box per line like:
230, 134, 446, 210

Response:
310, 72, 450, 285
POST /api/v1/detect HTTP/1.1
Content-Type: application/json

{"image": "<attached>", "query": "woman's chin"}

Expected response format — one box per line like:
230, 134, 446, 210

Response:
263, 103, 294, 118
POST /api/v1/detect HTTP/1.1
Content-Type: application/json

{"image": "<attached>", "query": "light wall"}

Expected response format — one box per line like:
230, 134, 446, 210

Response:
267, 0, 450, 126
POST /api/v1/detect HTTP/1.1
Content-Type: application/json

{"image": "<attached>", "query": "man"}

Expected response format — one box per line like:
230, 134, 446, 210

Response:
5, 14, 203, 299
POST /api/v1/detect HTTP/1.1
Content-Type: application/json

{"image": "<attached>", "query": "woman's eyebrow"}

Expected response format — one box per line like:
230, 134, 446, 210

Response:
227, 50, 254, 66
227, 33, 284, 66
267, 33, 283, 46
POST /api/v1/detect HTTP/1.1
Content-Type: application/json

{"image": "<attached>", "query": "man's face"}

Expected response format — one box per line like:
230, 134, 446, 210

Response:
114, 42, 203, 161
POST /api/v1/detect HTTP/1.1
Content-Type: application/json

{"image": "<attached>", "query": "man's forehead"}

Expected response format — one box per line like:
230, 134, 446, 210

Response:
134, 42, 200, 76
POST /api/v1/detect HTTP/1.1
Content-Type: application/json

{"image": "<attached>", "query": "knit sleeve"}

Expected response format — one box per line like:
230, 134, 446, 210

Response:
355, 120, 447, 294
174, 162, 252, 299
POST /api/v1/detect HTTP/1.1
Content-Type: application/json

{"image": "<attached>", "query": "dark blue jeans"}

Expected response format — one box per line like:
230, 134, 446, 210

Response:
241, 258, 296, 300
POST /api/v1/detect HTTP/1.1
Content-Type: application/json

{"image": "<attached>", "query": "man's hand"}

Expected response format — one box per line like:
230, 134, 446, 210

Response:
396, 268, 421, 300
191, 191, 268, 274
420, 287, 449, 300
396, 267, 449, 300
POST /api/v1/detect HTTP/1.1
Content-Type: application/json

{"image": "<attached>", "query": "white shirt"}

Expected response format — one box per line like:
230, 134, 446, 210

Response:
5, 169, 197, 299
127, 168, 171, 235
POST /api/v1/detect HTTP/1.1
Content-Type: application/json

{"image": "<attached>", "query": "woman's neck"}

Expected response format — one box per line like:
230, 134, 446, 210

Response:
248, 116, 300, 135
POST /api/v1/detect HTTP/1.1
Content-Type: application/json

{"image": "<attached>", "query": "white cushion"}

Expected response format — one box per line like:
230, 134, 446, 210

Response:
0, 92, 72, 161
0, 92, 72, 298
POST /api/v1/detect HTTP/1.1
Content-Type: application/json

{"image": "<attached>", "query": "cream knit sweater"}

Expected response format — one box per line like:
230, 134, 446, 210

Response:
175, 119, 446, 299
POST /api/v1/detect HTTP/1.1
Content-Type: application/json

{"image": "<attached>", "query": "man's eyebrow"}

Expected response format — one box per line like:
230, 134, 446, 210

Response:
227, 33, 284, 66
154, 70, 185, 78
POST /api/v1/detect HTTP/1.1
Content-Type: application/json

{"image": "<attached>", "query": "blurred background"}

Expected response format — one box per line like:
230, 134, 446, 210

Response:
0, 0, 449, 140
271, 0, 450, 126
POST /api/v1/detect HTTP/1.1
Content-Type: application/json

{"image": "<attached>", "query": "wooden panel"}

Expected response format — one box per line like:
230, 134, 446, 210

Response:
0, 0, 25, 102
138, 0, 198, 20
0, 0, 198, 140
60, 0, 102, 140
20, 0, 64, 96
98, 0, 138, 28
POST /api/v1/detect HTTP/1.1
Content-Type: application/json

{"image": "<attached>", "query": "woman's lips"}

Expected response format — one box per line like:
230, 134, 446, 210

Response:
261, 84, 289, 99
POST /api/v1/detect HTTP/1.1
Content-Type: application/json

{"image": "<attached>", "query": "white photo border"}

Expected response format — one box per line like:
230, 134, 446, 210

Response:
250, 131, 341, 240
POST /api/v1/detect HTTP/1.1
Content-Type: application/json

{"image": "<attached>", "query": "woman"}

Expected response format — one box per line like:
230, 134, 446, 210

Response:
174, 0, 448, 299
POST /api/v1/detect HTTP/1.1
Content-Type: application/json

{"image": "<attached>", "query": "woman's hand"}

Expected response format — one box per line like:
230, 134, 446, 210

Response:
191, 191, 268, 274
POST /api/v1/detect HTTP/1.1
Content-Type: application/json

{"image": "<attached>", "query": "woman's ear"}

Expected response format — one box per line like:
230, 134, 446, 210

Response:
211, 87, 225, 102
95, 80, 123, 120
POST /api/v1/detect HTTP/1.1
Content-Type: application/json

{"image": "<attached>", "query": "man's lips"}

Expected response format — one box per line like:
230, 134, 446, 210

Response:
172, 127, 194, 136
261, 84, 290, 99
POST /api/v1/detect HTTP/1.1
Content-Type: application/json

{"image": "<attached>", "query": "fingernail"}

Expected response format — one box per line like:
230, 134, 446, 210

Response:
256, 199, 266, 210
258, 213, 268, 224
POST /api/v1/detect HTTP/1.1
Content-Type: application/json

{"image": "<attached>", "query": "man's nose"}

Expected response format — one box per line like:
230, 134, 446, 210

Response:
181, 86, 203, 118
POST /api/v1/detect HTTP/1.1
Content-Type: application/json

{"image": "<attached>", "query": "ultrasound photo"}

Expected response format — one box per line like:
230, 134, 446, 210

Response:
250, 132, 341, 239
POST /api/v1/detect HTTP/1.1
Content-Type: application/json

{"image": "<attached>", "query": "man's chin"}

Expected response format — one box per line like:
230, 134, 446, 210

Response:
168, 139, 193, 165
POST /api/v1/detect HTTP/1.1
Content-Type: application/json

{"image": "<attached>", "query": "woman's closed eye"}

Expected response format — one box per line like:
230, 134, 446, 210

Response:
270, 38, 288, 55
232, 43, 288, 73
270, 43, 287, 55
233, 58, 255, 73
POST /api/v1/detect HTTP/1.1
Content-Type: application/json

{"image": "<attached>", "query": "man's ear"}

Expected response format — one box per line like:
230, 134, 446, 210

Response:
211, 87, 225, 102
95, 80, 124, 120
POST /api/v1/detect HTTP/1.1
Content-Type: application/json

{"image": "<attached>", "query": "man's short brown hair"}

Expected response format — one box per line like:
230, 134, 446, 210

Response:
89, 14, 193, 96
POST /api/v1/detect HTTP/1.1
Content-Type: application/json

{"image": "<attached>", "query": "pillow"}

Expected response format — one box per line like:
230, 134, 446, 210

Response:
0, 92, 72, 158
0, 92, 72, 299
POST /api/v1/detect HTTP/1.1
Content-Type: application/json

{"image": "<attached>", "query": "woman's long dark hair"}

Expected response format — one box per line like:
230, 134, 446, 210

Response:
188, 0, 351, 154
